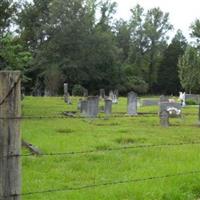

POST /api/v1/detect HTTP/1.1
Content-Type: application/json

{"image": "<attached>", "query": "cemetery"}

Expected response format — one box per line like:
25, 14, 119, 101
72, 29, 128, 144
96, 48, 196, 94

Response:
2, 0, 200, 199
13, 85, 200, 200
1, 72, 200, 200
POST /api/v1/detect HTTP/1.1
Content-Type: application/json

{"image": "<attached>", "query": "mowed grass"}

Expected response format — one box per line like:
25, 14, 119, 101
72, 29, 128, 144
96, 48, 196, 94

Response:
21, 96, 200, 200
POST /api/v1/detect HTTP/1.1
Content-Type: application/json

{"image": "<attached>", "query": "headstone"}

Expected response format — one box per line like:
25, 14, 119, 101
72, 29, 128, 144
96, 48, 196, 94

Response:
83, 89, 88, 97
86, 96, 99, 118
112, 94, 118, 104
109, 90, 118, 104
114, 89, 119, 98
109, 90, 114, 100
160, 95, 169, 103
160, 102, 182, 118
142, 99, 159, 106
104, 99, 112, 116
159, 110, 169, 127
80, 100, 87, 115
100, 89, 105, 99
179, 92, 186, 107
67, 92, 72, 105
44, 89, 50, 96
199, 104, 200, 123
137, 98, 141, 108
77, 98, 82, 110
64, 83, 68, 103
127, 91, 137, 115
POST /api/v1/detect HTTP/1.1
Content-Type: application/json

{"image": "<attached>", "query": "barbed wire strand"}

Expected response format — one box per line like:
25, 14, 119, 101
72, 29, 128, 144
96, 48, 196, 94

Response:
3, 141, 200, 159
0, 113, 156, 120
3, 170, 200, 197
0, 113, 199, 120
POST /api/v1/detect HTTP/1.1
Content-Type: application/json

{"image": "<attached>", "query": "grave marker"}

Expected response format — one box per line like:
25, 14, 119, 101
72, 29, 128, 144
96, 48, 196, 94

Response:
104, 99, 112, 116
100, 89, 105, 99
127, 91, 137, 115
83, 89, 88, 97
86, 96, 99, 118
142, 99, 159, 106
64, 83, 68, 103
160, 102, 182, 118
159, 110, 169, 127
80, 100, 87, 116
160, 95, 169, 103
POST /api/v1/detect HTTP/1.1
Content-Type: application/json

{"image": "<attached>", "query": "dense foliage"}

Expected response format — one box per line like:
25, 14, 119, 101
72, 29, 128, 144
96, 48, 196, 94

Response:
1, 0, 200, 95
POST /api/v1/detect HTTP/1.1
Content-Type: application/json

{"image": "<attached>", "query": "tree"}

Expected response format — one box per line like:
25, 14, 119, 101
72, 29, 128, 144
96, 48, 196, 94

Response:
157, 30, 187, 95
144, 7, 173, 91
0, 34, 31, 70
0, 0, 16, 37
0, 0, 18, 68
17, 0, 120, 94
127, 5, 172, 93
178, 46, 200, 93
190, 19, 200, 44
115, 19, 130, 62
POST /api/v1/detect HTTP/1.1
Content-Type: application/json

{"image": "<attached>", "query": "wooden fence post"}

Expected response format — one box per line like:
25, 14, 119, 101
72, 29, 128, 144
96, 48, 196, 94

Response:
0, 71, 21, 200
199, 104, 200, 124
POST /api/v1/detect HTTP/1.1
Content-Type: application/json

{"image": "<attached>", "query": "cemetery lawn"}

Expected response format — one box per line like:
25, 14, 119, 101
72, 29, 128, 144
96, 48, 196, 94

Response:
22, 97, 200, 200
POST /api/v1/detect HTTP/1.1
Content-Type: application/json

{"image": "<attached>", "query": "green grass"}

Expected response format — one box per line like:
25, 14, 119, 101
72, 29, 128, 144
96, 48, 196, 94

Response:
21, 96, 200, 200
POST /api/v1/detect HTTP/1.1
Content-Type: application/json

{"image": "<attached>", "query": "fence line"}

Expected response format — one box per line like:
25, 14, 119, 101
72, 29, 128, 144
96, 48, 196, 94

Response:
2, 141, 200, 159
0, 113, 199, 120
0, 72, 200, 199
2, 169, 200, 198
0, 114, 157, 120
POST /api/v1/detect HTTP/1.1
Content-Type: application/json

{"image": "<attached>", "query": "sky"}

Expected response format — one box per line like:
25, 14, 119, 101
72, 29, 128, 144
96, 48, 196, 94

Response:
114, 0, 200, 39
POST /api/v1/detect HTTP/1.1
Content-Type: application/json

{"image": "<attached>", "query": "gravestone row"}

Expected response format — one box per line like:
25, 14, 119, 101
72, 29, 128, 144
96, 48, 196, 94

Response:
77, 91, 138, 118
63, 85, 199, 126
79, 96, 112, 118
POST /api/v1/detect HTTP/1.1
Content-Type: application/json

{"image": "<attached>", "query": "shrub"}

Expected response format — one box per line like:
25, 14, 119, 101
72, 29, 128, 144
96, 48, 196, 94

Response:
186, 99, 198, 105
72, 84, 85, 96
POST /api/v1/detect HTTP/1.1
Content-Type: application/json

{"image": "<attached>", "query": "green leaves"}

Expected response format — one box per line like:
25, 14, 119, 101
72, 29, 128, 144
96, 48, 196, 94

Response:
0, 34, 32, 70
178, 46, 200, 93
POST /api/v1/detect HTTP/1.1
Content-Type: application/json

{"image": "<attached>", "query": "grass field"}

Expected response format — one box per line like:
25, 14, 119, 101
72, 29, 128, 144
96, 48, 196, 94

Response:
21, 96, 200, 200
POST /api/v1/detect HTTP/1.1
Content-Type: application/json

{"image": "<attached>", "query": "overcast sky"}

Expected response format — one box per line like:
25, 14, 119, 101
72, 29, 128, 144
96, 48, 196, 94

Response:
114, 0, 200, 39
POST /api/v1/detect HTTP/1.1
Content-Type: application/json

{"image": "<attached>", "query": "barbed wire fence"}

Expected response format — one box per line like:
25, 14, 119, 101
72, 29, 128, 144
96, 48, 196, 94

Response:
0, 71, 200, 199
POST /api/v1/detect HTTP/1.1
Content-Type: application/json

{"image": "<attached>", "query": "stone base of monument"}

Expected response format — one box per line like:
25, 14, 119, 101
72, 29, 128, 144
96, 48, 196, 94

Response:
166, 107, 182, 118
159, 110, 169, 127
63, 111, 76, 117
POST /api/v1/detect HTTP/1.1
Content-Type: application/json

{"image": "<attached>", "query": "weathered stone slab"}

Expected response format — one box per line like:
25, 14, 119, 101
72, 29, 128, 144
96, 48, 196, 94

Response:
64, 83, 68, 102
159, 110, 169, 127
80, 100, 87, 115
114, 89, 119, 98
104, 99, 112, 116
160, 95, 169, 103
86, 96, 99, 118
109, 90, 118, 104
160, 102, 182, 118
142, 99, 159, 106
127, 91, 137, 115
100, 89, 105, 99
83, 89, 88, 97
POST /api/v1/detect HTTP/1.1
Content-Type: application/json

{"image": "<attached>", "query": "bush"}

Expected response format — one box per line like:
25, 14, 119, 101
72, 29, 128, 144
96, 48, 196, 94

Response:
186, 99, 198, 105
72, 84, 85, 96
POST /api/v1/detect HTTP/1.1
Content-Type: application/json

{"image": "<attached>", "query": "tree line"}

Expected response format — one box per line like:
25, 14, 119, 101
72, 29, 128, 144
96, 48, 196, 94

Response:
1, 0, 200, 95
